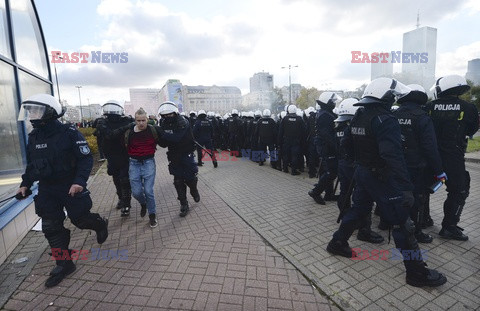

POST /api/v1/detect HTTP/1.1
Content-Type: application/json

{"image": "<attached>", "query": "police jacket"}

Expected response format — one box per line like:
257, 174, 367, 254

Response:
21, 120, 93, 189
314, 108, 337, 157
193, 116, 213, 143
255, 117, 277, 145
393, 102, 443, 173
97, 115, 132, 164
426, 96, 479, 155
227, 116, 243, 137
306, 113, 316, 142
159, 115, 195, 158
342, 104, 413, 191
335, 121, 350, 161
278, 113, 305, 145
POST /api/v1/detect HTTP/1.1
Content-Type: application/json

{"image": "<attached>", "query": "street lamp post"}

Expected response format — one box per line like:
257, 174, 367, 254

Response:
75, 85, 83, 124
281, 65, 298, 104
52, 53, 64, 121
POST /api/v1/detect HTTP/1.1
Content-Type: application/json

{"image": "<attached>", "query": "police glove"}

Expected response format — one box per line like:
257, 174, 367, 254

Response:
401, 191, 414, 209
15, 187, 32, 200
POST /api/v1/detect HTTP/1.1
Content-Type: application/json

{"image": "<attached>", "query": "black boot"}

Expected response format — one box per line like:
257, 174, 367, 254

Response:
326, 239, 355, 258
46, 256, 76, 288
406, 262, 447, 287
70, 214, 108, 244
213, 160, 218, 168
308, 190, 325, 205
357, 228, 384, 244
439, 226, 468, 241
415, 231, 433, 243
186, 178, 200, 203
44, 224, 75, 287
179, 201, 190, 217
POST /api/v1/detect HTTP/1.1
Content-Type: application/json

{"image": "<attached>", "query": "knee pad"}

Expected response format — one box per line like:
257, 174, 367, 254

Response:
42, 218, 70, 248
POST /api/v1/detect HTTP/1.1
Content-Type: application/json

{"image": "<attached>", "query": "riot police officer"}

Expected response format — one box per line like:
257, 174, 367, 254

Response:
278, 104, 305, 175
309, 92, 341, 204
255, 109, 278, 167
227, 109, 244, 157
335, 98, 384, 243
16, 94, 108, 288
193, 110, 217, 167
427, 75, 479, 241
305, 107, 318, 178
393, 85, 446, 243
158, 102, 199, 217
326, 78, 447, 287
95, 100, 134, 216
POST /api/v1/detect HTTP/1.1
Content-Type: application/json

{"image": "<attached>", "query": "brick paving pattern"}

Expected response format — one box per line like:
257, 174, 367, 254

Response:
0, 151, 338, 311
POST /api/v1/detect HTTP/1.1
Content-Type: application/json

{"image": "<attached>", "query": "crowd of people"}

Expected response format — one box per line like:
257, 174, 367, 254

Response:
15, 74, 478, 289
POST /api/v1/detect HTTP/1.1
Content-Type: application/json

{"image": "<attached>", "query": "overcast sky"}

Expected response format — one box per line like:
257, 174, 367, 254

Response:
35, 0, 480, 106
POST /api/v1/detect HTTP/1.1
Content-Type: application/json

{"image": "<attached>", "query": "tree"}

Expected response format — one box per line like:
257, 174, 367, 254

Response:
295, 87, 320, 109
461, 80, 480, 110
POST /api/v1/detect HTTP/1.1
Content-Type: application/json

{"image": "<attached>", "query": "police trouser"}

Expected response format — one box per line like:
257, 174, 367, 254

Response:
258, 141, 277, 166
337, 160, 373, 231
282, 142, 301, 171
441, 153, 470, 228
196, 140, 216, 163
313, 156, 338, 196
112, 166, 131, 208
307, 141, 319, 175
169, 153, 199, 204
333, 166, 424, 272
35, 182, 104, 266
407, 167, 427, 233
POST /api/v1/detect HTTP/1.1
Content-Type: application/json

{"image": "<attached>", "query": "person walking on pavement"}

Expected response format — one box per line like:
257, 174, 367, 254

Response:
158, 101, 200, 217
278, 104, 306, 175
427, 75, 479, 241
16, 94, 108, 288
393, 84, 446, 243
193, 110, 218, 168
309, 92, 342, 204
122, 108, 163, 227
95, 100, 133, 213
334, 98, 384, 244
326, 78, 447, 288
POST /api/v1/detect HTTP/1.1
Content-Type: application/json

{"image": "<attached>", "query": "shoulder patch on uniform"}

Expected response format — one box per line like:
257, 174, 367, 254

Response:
79, 144, 90, 155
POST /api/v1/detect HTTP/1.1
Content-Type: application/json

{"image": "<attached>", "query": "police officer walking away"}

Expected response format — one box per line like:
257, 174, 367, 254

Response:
193, 110, 217, 167
309, 92, 341, 204
16, 94, 108, 288
278, 104, 305, 175
158, 101, 200, 217
393, 85, 446, 243
326, 78, 447, 287
427, 75, 479, 241
255, 109, 278, 167
95, 100, 133, 214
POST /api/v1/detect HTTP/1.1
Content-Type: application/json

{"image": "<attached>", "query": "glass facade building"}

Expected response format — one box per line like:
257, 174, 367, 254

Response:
0, 0, 52, 262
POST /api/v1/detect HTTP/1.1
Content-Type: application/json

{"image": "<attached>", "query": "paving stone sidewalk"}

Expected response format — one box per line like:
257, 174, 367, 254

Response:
0, 151, 338, 311
199, 155, 480, 310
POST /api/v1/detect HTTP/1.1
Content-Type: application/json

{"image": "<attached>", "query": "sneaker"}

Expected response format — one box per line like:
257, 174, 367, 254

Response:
326, 239, 355, 258
140, 203, 147, 218
149, 214, 158, 228
308, 190, 325, 205
406, 267, 447, 288
439, 226, 468, 241
357, 229, 384, 244
415, 231, 433, 244
121, 206, 130, 217
45, 261, 76, 288
179, 202, 190, 217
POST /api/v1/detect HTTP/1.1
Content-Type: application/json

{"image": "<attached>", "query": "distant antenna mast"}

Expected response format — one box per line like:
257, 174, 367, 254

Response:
416, 10, 420, 28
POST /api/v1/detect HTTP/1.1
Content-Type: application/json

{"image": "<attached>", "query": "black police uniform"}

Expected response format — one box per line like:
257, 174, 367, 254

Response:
278, 113, 305, 175
328, 103, 446, 287
306, 111, 319, 178
227, 114, 244, 157
193, 115, 217, 166
20, 120, 108, 287
310, 107, 338, 201
394, 100, 443, 243
159, 114, 199, 217
427, 96, 479, 240
335, 118, 384, 243
96, 114, 133, 210
255, 115, 278, 167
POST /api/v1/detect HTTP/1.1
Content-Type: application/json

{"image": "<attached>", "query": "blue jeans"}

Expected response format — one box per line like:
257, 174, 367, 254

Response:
129, 158, 156, 215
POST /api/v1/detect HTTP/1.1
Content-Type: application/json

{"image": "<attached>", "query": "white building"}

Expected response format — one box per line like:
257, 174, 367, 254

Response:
401, 26, 437, 92
371, 53, 393, 80
466, 58, 480, 86
129, 88, 162, 116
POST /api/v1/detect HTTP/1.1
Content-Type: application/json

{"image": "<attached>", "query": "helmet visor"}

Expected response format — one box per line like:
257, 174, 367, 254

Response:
102, 103, 123, 115
18, 104, 46, 121
391, 81, 411, 100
